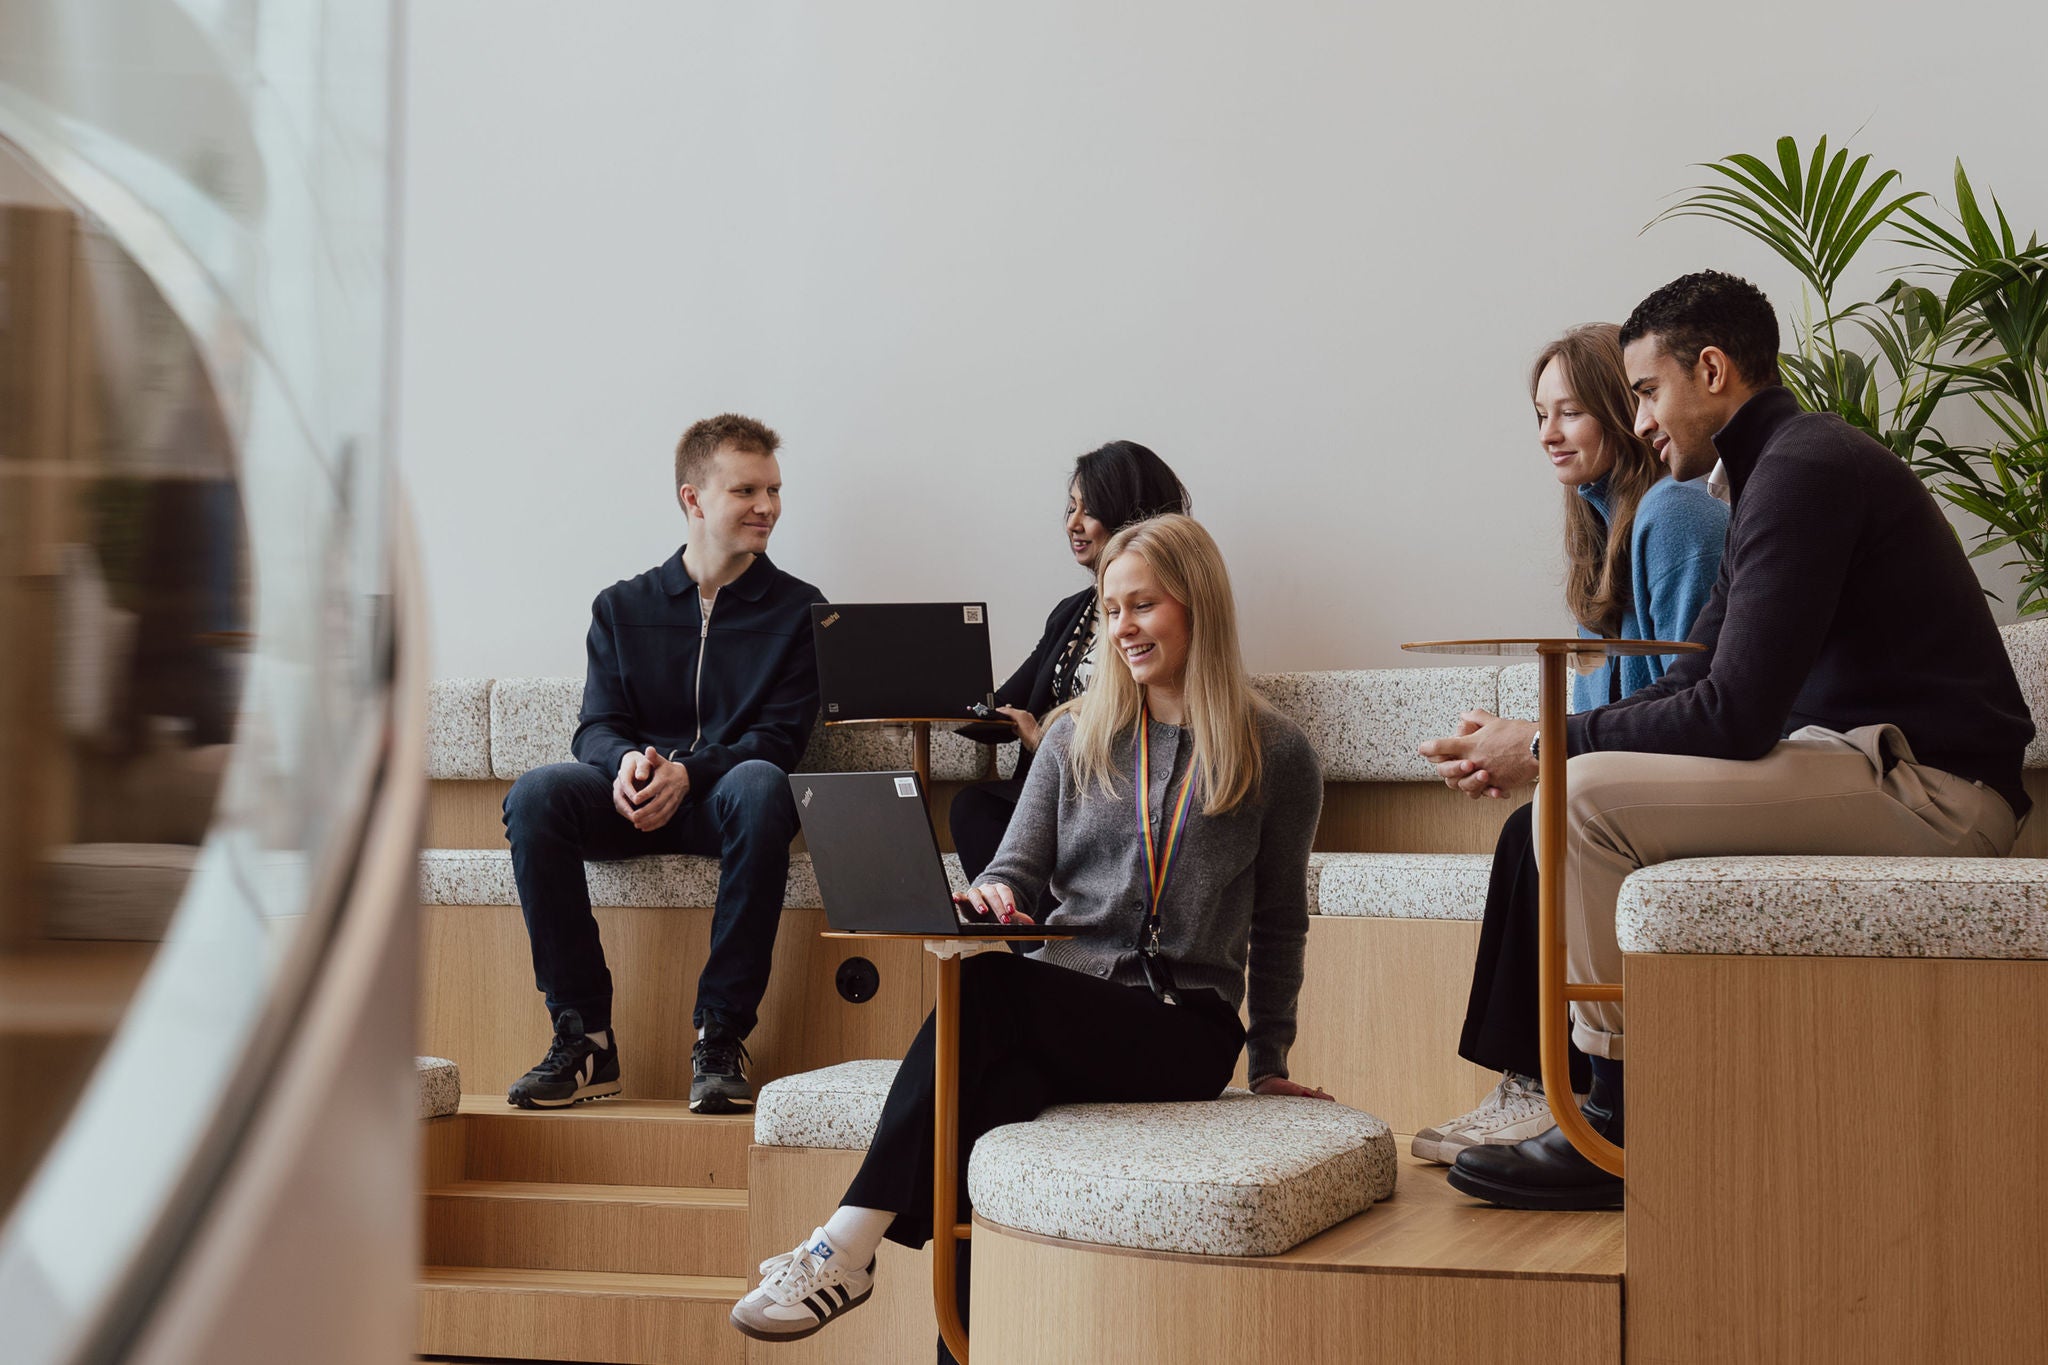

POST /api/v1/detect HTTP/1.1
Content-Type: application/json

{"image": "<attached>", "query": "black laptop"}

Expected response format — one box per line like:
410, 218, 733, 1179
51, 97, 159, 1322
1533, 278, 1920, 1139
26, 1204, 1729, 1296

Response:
791, 770, 1050, 937
810, 603, 996, 721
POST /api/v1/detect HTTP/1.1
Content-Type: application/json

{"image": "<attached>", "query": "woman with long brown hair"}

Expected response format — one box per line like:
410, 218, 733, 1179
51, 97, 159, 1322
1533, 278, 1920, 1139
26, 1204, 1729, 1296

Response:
731, 514, 1329, 1345
1410, 323, 1727, 1186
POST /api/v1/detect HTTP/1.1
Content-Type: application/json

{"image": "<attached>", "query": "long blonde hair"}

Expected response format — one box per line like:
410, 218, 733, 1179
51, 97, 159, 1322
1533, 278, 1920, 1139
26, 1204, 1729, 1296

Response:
1057, 514, 1269, 814
1536, 324, 1664, 636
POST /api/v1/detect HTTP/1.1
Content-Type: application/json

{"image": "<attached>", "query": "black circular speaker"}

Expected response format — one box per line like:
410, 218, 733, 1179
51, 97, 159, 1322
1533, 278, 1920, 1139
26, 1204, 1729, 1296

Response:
835, 956, 880, 1004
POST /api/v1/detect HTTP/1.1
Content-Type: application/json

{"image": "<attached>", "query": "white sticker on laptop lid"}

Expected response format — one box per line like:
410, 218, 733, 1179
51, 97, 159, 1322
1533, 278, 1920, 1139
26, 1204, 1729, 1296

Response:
800, 787, 813, 808
963, 605, 983, 624
894, 777, 917, 798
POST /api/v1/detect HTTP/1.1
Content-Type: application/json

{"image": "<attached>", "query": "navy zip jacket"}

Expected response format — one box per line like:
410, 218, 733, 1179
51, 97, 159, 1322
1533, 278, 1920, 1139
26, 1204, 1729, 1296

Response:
571, 548, 827, 790
1565, 386, 2034, 817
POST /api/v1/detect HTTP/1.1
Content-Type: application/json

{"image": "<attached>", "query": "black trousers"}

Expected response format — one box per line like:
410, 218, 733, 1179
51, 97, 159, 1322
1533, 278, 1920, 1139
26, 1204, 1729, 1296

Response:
842, 952, 1244, 1249
1457, 802, 1592, 1094
501, 758, 799, 1037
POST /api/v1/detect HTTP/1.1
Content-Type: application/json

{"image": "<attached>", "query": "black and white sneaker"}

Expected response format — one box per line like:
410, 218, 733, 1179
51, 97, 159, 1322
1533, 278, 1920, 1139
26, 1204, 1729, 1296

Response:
690, 1031, 753, 1114
507, 1009, 622, 1109
729, 1227, 875, 1342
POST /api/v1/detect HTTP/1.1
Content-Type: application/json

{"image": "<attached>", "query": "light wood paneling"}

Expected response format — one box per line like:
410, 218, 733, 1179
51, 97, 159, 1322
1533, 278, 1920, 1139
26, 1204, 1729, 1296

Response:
0, 942, 153, 1206
1628, 953, 2048, 1365
744, 1145, 936, 1365
456, 1095, 753, 1189
1315, 782, 1527, 854
1284, 917, 1495, 1137
1281, 1150, 1622, 1277
425, 1180, 747, 1278
973, 1173, 1620, 1365
426, 779, 513, 851
429, 776, 975, 852
420, 905, 930, 1101
418, 1265, 745, 1365
421, 1113, 467, 1189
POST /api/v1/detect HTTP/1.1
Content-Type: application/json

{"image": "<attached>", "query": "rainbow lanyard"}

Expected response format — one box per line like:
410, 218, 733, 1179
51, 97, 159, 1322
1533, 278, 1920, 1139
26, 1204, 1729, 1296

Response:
1134, 702, 1200, 956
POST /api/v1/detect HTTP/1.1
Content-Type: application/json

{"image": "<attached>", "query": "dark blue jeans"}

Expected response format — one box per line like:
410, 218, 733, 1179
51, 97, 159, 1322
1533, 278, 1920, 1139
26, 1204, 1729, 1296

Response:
502, 758, 799, 1038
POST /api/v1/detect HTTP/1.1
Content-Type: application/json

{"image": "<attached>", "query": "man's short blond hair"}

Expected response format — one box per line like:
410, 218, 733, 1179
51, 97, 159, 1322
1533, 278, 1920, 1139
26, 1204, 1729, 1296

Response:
675, 413, 780, 490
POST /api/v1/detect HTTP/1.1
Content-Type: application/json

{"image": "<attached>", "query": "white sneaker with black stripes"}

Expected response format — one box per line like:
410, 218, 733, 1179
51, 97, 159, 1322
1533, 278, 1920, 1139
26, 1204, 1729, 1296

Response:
729, 1227, 875, 1343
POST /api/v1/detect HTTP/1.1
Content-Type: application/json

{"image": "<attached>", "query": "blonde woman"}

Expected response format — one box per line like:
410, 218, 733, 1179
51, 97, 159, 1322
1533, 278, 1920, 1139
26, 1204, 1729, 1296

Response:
731, 514, 1328, 1346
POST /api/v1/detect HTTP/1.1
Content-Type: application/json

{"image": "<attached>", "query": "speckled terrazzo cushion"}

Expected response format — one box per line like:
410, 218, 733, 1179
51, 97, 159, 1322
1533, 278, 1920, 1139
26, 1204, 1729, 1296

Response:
967, 1090, 1397, 1257
1315, 853, 1492, 920
1496, 661, 1541, 722
1253, 668, 1498, 782
2000, 621, 2048, 770
489, 677, 581, 779
427, 678, 493, 780
754, 1059, 901, 1149
417, 1056, 462, 1120
1617, 856, 2048, 958
417, 848, 967, 907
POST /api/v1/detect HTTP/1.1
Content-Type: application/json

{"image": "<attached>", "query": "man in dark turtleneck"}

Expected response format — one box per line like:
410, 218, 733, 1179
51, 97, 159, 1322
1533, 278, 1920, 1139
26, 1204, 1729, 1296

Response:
1421, 270, 2035, 1210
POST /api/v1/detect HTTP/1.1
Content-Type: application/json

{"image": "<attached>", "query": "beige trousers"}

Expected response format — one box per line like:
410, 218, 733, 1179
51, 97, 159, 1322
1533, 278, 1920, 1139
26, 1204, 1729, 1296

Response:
1552, 725, 2020, 1059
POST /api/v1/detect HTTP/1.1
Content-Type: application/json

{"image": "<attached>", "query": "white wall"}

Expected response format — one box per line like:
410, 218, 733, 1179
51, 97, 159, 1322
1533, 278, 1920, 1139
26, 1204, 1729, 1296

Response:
400, 1, 2045, 681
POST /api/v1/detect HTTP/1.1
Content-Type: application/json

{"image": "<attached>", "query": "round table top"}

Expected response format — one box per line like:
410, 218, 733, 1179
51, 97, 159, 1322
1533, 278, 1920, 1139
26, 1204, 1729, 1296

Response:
822, 930, 1076, 940
821, 715, 1015, 728
1403, 637, 1705, 659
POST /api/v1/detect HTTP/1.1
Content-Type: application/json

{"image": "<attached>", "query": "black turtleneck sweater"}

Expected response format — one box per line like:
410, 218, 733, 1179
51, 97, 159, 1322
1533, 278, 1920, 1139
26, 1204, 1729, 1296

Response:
1564, 386, 2034, 818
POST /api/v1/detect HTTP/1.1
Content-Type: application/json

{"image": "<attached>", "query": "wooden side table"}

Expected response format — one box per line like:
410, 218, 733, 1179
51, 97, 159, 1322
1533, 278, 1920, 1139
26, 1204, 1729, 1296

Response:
1403, 637, 1703, 1177
822, 929, 1077, 1365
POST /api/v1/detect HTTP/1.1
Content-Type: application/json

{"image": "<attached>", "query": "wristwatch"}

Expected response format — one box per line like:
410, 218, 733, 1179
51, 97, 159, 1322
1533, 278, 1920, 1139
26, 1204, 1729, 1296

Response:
1528, 731, 1541, 761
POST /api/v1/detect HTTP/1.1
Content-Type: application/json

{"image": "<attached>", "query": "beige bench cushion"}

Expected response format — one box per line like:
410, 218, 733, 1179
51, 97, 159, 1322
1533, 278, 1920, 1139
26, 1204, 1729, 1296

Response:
1252, 668, 1500, 782
427, 677, 493, 780
754, 1059, 900, 1149
484, 676, 1010, 782
967, 1090, 1397, 1257
1315, 853, 1491, 920
417, 1056, 462, 1120
417, 848, 966, 908
1618, 856, 2048, 958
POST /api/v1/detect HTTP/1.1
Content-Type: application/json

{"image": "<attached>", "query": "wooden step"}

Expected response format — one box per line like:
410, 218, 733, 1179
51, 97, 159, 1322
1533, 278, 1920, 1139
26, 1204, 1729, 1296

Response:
419, 1265, 747, 1365
426, 1179, 749, 1278
455, 1094, 754, 1188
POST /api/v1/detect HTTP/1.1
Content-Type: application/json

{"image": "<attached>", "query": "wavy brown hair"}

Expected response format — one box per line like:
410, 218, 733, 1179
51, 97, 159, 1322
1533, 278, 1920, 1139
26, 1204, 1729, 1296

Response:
1536, 324, 1664, 636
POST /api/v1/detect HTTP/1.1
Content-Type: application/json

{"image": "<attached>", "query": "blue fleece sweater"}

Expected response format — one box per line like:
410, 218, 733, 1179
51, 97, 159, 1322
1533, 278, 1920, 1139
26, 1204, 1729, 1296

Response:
1571, 475, 1728, 713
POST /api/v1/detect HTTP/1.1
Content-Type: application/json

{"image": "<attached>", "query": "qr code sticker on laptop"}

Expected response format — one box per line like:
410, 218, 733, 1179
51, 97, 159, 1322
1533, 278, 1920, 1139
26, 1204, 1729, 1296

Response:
894, 777, 917, 798
963, 605, 984, 624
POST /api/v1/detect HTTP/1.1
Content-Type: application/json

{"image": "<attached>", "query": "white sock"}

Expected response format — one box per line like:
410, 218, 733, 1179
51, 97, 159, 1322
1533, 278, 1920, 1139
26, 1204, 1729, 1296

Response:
821, 1206, 895, 1267
586, 1029, 609, 1049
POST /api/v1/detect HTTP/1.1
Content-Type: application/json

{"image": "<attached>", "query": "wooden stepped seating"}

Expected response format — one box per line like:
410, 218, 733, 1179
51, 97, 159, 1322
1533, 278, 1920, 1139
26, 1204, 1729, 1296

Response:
416, 665, 1542, 1363
421, 629, 2048, 1363
974, 1151, 1623, 1365
421, 1095, 757, 1364
1621, 856, 2048, 1363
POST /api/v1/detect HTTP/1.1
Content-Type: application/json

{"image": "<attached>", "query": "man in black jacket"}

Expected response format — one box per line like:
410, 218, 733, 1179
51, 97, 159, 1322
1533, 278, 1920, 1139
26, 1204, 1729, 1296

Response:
502, 413, 825, 1113
1421, 272, 2033, 1209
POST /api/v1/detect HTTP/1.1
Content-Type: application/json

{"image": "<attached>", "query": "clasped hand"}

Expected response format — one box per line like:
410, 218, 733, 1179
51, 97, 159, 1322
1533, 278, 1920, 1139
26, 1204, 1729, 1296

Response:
1417, 709, 1539, 800
614, 746, 690, 831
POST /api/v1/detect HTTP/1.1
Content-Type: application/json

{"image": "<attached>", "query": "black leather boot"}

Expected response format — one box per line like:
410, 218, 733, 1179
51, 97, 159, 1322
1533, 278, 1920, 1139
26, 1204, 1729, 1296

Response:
1445, 1068, 1624, 1211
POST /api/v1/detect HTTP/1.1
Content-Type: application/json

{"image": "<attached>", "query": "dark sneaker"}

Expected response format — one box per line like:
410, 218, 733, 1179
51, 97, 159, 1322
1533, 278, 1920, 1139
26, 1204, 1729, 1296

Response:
690, 1032, 753, 1114
507, 1009, 621, 1109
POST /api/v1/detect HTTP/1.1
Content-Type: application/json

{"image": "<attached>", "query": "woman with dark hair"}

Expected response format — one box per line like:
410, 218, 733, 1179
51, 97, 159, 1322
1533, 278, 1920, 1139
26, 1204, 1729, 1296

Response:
948, 440, 1191, 885
1409, 323, 1727, 1178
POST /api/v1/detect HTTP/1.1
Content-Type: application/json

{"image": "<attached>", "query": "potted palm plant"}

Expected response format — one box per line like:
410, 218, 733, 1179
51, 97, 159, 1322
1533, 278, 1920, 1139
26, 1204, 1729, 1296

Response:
1651, 136, 2048, 613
